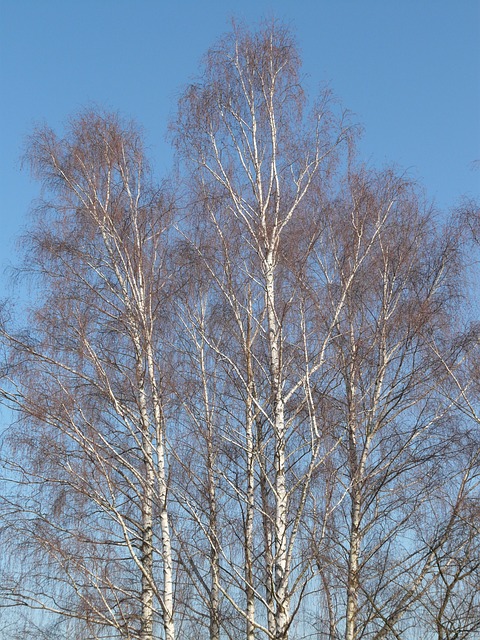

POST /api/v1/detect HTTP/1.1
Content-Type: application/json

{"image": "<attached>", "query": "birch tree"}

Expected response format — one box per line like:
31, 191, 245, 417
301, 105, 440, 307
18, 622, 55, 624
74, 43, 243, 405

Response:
173, 21, 353, 640
0, 111, 176, 640
307, 169, 468, 640
0, 20, 476, 640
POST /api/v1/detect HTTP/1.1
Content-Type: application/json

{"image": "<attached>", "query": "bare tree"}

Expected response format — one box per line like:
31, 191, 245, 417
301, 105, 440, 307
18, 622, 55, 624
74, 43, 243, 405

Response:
304, 169, 472, 640
1, 111, 176, 640
172, 20, 356, 640
0, 20, 476, 640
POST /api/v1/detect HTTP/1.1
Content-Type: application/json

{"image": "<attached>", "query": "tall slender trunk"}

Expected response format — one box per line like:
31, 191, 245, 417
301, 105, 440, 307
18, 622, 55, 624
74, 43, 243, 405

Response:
147, 344, 175, 640
135, 354, 155, 640
245, 429, 256, 640
344, 351, 363, 640
258, 415, 275, 636
155, 425, 175, 640
208, 462, 220, 640
264, 250, 289, 640
345, 484, 361, 640
199, 338, 221, 640
245, 316, 256, 640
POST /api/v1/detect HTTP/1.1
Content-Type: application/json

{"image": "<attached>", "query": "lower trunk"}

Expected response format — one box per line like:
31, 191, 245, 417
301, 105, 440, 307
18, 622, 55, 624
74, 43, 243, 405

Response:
274, 425, 289, 640
258, 417, 275, 637
208, 460, 220, 640
209, 560, 220, 640
140, 512, 154, 640
245, 342, 256, 640
245, 450, 256, 640
157, 449, 175, 640
265, 253, 289, 640
146, 343, 175, 640
137, 355, 156, 640
345, 489, 361, 640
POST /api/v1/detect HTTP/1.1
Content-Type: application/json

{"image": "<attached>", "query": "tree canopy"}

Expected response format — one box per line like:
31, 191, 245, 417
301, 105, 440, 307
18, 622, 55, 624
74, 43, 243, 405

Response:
1, 21, 479, 640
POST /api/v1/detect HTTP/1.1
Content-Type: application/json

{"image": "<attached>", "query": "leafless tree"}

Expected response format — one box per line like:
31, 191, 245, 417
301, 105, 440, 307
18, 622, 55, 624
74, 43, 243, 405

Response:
1, 111, 176, 640
172, 20, 363, 640
0, 20, 477, 640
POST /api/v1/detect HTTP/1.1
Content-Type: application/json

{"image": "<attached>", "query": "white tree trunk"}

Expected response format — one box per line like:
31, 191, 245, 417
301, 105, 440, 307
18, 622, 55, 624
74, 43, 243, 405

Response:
265, 251, 289, 640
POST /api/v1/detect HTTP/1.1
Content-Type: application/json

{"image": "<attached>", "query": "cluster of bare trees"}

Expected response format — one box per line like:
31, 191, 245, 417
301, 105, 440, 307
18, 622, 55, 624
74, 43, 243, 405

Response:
0, 22, 479, 640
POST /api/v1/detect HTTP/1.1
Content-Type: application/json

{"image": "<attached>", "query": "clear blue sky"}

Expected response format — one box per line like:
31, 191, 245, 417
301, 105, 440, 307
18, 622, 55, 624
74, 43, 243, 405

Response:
1, 0, 479, 279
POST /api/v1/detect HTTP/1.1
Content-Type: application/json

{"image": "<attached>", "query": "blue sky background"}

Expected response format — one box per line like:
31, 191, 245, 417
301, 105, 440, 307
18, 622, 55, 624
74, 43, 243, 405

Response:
1, 0, 479, 284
